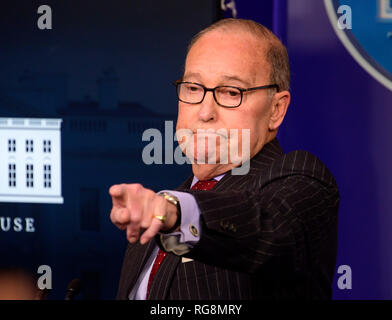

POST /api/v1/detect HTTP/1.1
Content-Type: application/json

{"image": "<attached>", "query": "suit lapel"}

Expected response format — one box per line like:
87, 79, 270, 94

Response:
119, 240, 156, 299
176, 174, 193, 191
213, 138, 284, 191
147, 252, 181, 300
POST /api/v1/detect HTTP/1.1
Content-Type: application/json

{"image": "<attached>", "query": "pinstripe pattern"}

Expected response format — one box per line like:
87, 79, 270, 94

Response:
116, 239, 156, 299
116, 138, 340, 300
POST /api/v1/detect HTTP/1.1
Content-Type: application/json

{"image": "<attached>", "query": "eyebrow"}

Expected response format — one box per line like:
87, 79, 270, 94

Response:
183, 72, 253, 87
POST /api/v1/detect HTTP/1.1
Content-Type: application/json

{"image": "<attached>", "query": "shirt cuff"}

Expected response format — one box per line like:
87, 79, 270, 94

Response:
157, 190, 201, 254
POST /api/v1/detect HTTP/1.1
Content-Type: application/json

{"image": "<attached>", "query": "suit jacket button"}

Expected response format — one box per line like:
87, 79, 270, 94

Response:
229, 224, 237, 232
220, 220, 229, 231
189, 224, 199, 237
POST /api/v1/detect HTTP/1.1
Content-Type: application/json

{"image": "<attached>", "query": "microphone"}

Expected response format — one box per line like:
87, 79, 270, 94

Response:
65, 278, 82, 300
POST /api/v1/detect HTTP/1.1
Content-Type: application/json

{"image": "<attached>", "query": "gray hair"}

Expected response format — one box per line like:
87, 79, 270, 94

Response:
187, 18, 290, 92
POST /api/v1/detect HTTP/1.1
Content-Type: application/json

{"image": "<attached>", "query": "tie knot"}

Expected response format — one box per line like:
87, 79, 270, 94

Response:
191, 179, 218, 191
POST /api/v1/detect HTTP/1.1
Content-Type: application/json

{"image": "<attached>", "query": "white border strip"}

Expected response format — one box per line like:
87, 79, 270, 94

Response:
324, 0, 392, 91
0, 196, 64, 204
0, 118, 62, 129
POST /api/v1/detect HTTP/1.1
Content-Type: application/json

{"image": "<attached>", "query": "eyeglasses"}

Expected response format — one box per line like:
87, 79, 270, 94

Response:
174, 81, 279, 108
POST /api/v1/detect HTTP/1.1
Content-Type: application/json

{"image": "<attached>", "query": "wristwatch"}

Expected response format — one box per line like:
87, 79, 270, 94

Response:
158, 192, 182, 234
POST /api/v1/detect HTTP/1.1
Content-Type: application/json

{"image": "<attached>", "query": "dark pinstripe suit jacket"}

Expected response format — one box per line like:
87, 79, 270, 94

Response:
116, 138, 340, 300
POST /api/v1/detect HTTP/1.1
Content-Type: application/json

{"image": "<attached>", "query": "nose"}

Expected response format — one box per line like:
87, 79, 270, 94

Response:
198, 90, 217, 122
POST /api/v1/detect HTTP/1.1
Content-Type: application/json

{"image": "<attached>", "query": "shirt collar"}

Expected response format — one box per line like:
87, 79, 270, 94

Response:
191, 173, 225, 188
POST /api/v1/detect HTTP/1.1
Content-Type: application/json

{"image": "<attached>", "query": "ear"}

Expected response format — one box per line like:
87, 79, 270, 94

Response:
268, 90, 291, 131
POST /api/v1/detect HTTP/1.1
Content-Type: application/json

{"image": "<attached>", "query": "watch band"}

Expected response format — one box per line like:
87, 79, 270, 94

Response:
158, 192, 182, 234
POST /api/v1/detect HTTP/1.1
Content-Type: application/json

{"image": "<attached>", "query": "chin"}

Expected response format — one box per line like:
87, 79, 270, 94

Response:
192, 162, 233, 181
192, 163, 216, 181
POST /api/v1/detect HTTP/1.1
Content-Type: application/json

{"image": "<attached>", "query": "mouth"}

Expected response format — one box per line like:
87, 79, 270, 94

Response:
192, 129, 229, 139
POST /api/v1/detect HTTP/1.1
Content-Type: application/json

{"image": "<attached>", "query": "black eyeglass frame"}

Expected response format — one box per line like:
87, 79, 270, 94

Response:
173, 81, 279, 108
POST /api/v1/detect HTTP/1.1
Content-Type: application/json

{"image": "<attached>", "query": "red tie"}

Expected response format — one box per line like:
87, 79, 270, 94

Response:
146, 249, 167, 299
191, 179, 218, 191
145, 178, 217, 299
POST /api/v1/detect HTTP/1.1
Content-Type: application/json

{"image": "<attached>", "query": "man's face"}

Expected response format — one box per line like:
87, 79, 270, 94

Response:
176, 30, 277, 179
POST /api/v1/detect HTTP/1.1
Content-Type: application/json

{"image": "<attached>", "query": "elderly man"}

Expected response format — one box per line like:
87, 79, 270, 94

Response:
111, 18, 339, 300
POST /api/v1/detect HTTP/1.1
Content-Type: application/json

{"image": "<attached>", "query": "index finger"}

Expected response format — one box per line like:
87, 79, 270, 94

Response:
109, 184, 127, 201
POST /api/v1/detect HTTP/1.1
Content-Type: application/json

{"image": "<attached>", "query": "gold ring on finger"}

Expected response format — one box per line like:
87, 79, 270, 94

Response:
154, 215, 166, 223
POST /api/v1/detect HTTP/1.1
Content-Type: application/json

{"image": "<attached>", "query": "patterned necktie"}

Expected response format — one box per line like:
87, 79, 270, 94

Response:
146, 249, 166, 299
145, 178, 217, 299
191, 179, 218, 191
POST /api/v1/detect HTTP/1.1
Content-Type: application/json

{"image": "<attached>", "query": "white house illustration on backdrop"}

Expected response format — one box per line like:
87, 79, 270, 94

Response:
0, 118, 63, 204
